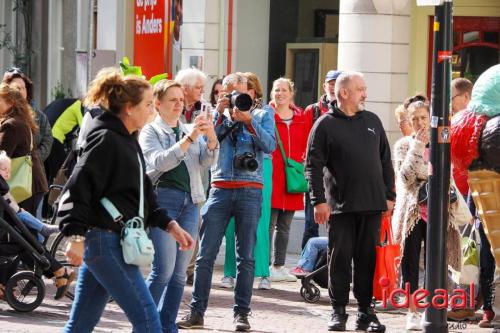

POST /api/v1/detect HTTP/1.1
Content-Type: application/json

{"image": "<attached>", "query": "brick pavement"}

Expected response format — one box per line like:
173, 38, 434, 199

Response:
0, 266, 492, 333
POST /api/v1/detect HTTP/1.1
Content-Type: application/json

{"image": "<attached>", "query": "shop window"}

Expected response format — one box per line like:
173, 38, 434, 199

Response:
293, 50, 319, 107
427, 16, 500, 97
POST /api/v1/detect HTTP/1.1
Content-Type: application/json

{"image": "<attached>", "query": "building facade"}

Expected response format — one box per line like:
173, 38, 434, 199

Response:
0, 0, 498, 144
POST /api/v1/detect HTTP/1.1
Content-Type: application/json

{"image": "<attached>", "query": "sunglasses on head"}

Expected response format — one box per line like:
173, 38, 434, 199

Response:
408, 95, 427, 105
6, 67, 23, 76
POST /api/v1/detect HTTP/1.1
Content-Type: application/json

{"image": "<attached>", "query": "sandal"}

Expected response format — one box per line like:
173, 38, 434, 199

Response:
54, 268, 75, 300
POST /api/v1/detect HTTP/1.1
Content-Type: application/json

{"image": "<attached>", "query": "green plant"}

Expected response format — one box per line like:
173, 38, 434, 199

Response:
51, 81, 72, 100
0, 0, 34, 75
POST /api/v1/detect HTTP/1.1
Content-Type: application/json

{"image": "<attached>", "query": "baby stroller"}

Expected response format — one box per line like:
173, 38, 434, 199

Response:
299, 249, 328, 303
0, 196, 53, 312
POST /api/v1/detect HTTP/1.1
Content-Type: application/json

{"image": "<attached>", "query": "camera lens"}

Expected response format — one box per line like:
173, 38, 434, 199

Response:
232, 93, 253, 111
245, 158, 258, 172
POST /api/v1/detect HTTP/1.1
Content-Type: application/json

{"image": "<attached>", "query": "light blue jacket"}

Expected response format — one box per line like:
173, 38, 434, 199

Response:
211, 108, 275, 184
139, 115, 218, 204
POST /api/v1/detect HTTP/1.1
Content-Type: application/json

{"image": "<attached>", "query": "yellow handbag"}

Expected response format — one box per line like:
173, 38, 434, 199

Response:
7, 134, 33, 203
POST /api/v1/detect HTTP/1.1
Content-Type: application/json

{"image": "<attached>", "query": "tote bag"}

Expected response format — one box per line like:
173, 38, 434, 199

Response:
373, 212, 401, 301
7, 134, 33, 203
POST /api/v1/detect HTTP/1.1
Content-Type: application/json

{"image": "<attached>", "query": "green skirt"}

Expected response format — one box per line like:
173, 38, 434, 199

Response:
223, 157, 272, 278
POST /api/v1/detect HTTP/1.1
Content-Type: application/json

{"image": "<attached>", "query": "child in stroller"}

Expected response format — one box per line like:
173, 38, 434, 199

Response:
0, 160, 74, 306
290, 237, 328, 303
0, 151, 59, 242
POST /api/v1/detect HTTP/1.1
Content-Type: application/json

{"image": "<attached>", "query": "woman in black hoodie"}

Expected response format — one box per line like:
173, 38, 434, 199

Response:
57, 68, 193, 333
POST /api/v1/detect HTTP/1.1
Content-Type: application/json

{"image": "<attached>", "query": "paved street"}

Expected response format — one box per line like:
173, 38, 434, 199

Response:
0, 264, 492, 333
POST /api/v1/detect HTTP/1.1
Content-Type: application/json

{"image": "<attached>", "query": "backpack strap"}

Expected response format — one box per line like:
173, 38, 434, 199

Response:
312, 103, 321, 123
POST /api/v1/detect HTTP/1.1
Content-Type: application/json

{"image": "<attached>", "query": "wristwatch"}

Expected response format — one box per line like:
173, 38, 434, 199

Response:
70, 235, 86, 243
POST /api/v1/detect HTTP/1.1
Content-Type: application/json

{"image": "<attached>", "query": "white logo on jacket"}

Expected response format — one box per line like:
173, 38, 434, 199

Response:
367, 128, 376, 135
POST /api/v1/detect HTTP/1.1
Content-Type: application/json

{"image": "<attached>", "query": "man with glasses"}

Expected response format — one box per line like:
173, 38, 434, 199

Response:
451, 77, 472, 116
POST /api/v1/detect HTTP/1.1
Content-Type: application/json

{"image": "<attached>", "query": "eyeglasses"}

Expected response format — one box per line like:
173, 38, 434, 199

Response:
451, 93, 463, 100
6, 67, 23, 75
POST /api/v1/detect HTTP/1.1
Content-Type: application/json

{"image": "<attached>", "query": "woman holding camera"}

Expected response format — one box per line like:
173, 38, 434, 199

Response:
139, 79, 218, 333
266, 77, 308, 282
59, 69, 193, 332
221, 72, 274, 290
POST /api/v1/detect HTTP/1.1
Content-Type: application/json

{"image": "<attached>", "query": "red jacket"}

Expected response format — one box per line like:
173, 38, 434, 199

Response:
304, 94, 330, 134
270, 103, 308, 211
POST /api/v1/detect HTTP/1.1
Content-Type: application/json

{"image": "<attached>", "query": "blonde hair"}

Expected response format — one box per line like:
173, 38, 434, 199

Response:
84, 67, 151, 114
270, 77, 294, 101
394, 104, 408, 121
153, 79, 182, 102
0, 150, 11, 167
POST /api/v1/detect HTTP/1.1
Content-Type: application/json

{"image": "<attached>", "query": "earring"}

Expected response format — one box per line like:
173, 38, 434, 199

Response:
127, 112, 132, 116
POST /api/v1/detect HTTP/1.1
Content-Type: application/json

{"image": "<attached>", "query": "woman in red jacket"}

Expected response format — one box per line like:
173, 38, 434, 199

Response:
266, 77, 309, 282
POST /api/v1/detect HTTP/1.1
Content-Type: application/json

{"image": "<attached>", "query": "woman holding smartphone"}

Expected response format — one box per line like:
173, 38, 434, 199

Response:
139, 79, 218, 333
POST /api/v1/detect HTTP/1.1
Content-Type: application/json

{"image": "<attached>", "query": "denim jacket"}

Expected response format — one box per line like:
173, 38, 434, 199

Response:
211, 107, 275, 184
138, 115, 218, 204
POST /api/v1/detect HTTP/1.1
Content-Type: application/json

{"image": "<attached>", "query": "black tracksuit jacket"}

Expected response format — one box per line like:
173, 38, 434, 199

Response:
305, 102, 395, 214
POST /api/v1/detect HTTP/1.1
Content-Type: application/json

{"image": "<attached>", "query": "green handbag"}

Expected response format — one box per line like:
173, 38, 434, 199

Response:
7, 134, 33, 203
275, 128, 308, 193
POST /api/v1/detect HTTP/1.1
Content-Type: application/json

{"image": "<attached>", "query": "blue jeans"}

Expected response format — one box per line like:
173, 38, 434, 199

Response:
302, 192, 319, 249
298, 237, 328, 272
63, 229, 161, 333
146, 187, 199, 333
191, 187, 262, 316
17, 210, 44, 242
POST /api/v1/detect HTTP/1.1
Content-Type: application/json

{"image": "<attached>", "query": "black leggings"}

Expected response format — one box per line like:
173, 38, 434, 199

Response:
401, 219, 427, 293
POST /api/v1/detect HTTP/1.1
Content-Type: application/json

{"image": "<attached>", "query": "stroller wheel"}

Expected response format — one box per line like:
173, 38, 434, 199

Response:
300, 284, 321, 303
5, 271, 45, 312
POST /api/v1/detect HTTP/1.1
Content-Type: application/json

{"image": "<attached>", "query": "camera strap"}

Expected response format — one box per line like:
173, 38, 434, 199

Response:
216, 120, 239, 143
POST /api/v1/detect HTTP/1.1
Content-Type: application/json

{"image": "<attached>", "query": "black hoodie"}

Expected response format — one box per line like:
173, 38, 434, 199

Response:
305, 102, 395, 214
57, 111, 173, 236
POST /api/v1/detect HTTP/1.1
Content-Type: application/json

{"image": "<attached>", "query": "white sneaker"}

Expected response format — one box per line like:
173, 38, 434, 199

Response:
258, 277, 271, 290
279, 267, 297, 282
270, 266, 297, 282
406, 312, 422, 331
270, 266, 286, 282
220, 276, 234, 289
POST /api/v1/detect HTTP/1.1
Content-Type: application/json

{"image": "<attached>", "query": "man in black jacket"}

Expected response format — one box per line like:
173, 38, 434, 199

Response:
305, 72, 395, 332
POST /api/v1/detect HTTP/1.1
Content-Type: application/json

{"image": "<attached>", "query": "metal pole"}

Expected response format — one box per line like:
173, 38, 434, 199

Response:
87, 0, 95, 86
422, 1, 453, 332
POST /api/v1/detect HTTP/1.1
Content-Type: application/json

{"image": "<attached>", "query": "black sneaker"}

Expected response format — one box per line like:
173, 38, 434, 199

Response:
234, 313, 251, 332
327, 306, 348, 331
177, 310, 204, 329
355, 307, 386, 332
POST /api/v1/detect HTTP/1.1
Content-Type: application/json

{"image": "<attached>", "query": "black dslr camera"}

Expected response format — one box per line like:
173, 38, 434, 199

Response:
226, 91, 253, 111
233, 152, 258, 172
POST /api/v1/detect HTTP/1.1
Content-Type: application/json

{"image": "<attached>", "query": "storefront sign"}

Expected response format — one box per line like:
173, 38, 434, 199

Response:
134, 0, 165, 78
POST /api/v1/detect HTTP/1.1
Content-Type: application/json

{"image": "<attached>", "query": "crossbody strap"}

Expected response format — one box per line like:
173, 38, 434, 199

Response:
274, 127, 288, 162
100, 152, 144, 223
138, 153, 144, 218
